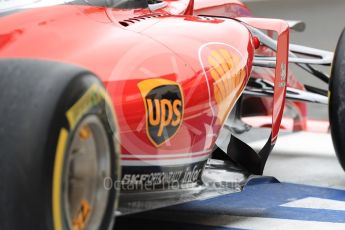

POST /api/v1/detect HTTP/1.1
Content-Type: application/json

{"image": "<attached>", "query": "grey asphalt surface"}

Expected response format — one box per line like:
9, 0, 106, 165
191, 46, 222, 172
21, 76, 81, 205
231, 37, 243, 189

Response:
244, 0, 345, 188
245, 0, 345, 120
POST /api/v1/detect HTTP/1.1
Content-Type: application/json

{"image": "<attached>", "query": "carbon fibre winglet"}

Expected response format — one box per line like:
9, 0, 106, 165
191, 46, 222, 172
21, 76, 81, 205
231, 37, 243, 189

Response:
226, 18, 289, 174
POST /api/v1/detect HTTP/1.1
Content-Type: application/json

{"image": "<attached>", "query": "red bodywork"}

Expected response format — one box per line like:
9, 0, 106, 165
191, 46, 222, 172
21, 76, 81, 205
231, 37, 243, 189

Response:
0, 0, 293, 186
191, 0, 307, 132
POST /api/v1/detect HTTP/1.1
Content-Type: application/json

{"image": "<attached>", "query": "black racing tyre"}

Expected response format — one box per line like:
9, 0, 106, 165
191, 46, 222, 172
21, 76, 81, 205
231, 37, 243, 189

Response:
329, 28, 345, 171
0, 59, 120, 230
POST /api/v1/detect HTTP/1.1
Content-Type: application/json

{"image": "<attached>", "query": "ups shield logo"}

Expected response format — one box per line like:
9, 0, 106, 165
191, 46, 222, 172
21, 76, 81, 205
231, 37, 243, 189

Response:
138, 79, 184, 147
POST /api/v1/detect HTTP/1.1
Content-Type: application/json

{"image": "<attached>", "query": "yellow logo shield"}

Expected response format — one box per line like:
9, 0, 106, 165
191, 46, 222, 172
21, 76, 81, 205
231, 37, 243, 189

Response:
138, 79, 184, 147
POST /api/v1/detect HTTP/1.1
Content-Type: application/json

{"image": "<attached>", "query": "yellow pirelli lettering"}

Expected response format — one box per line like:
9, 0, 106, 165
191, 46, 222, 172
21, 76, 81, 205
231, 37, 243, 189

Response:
66, 84, 114, 129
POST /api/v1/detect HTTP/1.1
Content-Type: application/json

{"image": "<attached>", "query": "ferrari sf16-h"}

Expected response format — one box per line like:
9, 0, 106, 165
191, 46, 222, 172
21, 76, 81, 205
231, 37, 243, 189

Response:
0, 0, 344, 229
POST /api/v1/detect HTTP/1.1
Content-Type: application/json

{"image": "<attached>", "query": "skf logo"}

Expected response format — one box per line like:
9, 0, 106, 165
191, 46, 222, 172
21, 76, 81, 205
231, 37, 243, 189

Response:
138, 79, 184, 147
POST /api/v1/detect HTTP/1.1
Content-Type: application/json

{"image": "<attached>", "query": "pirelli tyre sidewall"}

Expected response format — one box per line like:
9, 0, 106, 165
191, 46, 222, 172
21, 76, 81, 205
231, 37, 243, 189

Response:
329, 28, 345, 171
0, 60, 119, 230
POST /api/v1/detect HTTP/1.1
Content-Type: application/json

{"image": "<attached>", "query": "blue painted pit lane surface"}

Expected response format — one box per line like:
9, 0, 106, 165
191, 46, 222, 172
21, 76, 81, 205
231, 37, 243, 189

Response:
116, 181, 345, 229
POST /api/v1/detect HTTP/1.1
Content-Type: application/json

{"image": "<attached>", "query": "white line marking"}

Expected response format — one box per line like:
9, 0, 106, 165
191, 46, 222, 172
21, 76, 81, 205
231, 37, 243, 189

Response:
281, 197, 345, 211
144, 213, 345, 230
121, 155, 210, 166
208, 216, 345, 230
122, 150, 211, 159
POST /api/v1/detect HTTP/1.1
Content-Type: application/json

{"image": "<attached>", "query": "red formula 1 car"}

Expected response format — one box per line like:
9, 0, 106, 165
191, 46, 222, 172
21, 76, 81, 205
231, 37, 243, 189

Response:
0, 0, 344, 229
